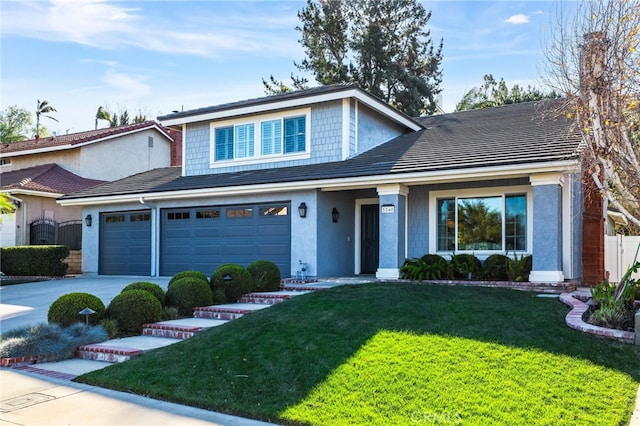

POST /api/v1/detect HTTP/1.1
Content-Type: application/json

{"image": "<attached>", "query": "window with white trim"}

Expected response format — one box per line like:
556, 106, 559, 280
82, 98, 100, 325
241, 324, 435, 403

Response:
0, 158, 11, 166
211, 109, 309, 165
434, 192, 528, 253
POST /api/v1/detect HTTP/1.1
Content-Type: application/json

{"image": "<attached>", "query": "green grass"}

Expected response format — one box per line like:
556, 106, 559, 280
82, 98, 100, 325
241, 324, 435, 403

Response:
77, 284, 640, 425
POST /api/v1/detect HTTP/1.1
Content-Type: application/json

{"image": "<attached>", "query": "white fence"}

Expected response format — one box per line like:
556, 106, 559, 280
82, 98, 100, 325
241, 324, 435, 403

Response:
604, 235, 640, 283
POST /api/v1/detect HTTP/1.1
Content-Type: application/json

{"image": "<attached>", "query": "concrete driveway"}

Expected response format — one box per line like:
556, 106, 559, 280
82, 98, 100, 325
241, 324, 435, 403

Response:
0, 275, 171, 333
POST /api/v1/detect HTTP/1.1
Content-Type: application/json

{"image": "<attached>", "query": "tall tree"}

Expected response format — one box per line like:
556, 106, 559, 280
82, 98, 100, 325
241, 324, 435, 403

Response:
95, 105, 147, 128
543, 0, 640, 229
455, 75, 560, 111
35, 100, 58, 137
0, 106, 32, 143
265, 0, 443, 116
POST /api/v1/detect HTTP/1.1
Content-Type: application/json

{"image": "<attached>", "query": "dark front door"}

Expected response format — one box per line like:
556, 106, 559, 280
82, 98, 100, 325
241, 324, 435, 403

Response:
361, 204, 379, 274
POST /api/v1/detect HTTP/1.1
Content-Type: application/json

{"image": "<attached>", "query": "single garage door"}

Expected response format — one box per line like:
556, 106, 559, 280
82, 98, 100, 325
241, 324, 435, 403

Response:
100, 211, 151, 275
161, 203, 290, 277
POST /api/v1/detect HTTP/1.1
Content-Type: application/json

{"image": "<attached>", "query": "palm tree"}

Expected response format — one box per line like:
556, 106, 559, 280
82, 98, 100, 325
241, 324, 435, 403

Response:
95, 106, 114, 129
35, 100, 58, 137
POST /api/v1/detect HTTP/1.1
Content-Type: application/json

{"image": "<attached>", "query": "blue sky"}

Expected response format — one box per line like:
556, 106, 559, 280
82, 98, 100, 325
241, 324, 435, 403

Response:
1, 1, 569, 136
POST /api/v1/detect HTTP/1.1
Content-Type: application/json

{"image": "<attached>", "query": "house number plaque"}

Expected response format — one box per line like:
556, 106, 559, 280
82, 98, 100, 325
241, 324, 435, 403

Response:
381, 205, 395, 214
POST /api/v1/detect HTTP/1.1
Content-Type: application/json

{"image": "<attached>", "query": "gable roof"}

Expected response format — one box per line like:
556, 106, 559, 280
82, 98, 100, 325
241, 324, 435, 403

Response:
1, 163, 106, 196
60, 101, 582, 204
159, 83, 423, 131
1, 121, 174, 157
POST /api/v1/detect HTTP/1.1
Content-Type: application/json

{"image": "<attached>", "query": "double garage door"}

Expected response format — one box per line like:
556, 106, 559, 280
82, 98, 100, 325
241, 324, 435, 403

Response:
99, 203, 291, 277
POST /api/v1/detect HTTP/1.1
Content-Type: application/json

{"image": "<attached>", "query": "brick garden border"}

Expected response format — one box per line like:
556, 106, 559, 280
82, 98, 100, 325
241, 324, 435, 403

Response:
559, 291, 635, 344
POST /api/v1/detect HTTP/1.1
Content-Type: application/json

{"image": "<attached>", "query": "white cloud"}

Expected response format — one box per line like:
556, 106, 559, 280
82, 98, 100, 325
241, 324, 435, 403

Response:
0, 0, 300, 58
504, 14, 530, 25
102, 69, 150, 98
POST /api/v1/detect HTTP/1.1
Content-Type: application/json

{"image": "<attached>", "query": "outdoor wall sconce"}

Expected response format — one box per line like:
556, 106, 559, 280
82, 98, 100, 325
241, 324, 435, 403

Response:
85, 214, 93, 227
298, 202, 307, 218
332, 207, 339, 223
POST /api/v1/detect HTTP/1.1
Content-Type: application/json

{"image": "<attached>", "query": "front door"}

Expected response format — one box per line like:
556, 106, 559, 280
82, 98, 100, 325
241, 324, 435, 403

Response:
361, 204, 379, 274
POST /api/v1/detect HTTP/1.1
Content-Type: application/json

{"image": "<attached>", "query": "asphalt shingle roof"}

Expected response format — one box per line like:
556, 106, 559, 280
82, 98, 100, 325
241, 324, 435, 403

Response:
1, 121, 172, 154
62, 100, 582, 201
1, 164, 106, 195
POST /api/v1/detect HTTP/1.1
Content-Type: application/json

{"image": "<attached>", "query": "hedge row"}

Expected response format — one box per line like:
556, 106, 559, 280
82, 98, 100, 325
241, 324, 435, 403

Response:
401, 253, 532, 282
1, 245, 69, 276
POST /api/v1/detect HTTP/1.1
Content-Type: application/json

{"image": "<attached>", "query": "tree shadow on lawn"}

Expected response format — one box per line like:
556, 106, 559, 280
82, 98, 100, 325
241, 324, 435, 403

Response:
77, 283, 640, 423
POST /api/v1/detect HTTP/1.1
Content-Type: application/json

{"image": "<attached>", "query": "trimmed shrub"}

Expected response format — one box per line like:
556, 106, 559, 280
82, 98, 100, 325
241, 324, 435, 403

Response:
48, 292, 105, 326
401, 254, 449, 281
166, 277, 213, 317
507, 254, 533, 282
247, 260, 281, 292
482, 254, 510, 281
107, 290, 162, 334
1, 245, 69, 276
121, 281, 165, 305
210, 264, 253, 303
168, 270, 209, 288
449, 254, 482, 280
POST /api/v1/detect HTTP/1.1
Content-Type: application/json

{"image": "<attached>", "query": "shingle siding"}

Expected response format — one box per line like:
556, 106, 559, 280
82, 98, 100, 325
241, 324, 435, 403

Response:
184, 123, 210, 176
356, 104, 406, 156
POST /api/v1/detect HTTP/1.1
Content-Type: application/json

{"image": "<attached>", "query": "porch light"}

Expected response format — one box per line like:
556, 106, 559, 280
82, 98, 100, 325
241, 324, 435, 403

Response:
332, 207, 339, 223
85, 214, 93, 227
79, 307, 95, 325
298, 202, 307, 218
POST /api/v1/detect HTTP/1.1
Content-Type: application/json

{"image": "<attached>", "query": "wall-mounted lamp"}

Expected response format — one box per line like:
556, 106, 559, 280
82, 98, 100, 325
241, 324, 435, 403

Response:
85, 214, 93, 227
298, 202, 307, 218
332, 207, 339, 223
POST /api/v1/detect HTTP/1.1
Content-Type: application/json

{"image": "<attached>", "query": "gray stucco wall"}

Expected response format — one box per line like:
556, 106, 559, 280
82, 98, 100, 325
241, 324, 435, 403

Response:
378, 192, 406, 271
316, 191, 355, 277
532, 184, 563, 271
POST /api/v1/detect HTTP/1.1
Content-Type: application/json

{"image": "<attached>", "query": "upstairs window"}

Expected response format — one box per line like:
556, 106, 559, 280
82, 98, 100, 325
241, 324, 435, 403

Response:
212, 110, 308, 165
284, 116, 306, 153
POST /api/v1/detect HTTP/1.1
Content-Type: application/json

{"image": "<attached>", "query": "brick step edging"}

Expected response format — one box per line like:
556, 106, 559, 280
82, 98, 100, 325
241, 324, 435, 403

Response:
76, 344, 144, 362
142, 323, 203, 339
559, 293, 635, 344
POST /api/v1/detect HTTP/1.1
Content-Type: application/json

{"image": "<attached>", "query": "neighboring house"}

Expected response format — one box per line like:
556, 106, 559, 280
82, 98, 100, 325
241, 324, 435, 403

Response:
0, 121, 180, 248
59, 84, 591, 284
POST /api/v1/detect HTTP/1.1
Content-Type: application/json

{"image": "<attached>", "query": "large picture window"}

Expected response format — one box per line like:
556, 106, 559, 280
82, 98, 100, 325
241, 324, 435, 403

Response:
436, 194, 527, 252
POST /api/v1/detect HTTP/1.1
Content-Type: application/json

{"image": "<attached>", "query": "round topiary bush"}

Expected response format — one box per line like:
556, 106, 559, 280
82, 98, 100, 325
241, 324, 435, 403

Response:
48, 292, 106, 327
168, 270, 209, 288
121, 281, 165, 305
247, 260, 281, 292
482, 254, 510, 281
165, 277, 213, 317
106, 290, 162, 334
449, 254, 482, 280
210, 264, 254, 303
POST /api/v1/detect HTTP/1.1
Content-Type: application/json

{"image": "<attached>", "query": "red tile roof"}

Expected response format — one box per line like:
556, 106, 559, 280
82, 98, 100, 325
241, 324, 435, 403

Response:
0, 163, 106, 195
1, 121, 173, 154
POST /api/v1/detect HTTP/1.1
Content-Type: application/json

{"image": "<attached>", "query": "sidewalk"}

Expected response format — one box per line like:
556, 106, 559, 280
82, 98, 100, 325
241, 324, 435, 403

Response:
1, 369, 276, 425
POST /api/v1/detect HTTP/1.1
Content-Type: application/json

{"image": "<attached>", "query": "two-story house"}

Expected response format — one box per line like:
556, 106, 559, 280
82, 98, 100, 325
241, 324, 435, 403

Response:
59, 84, 588, 284
1, 121, 180, 250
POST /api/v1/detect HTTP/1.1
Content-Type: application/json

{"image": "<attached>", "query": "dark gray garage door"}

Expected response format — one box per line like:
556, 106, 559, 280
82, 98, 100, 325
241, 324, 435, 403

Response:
99, 211, 151, 275
160, 203, 291, 277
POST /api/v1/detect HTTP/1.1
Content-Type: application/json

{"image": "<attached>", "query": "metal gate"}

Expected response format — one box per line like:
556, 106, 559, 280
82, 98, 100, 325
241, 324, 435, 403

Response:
29, 218, 82, 249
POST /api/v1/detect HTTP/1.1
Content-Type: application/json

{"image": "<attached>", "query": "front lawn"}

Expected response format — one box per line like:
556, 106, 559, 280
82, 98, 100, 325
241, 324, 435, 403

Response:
77, 283, 640, 425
